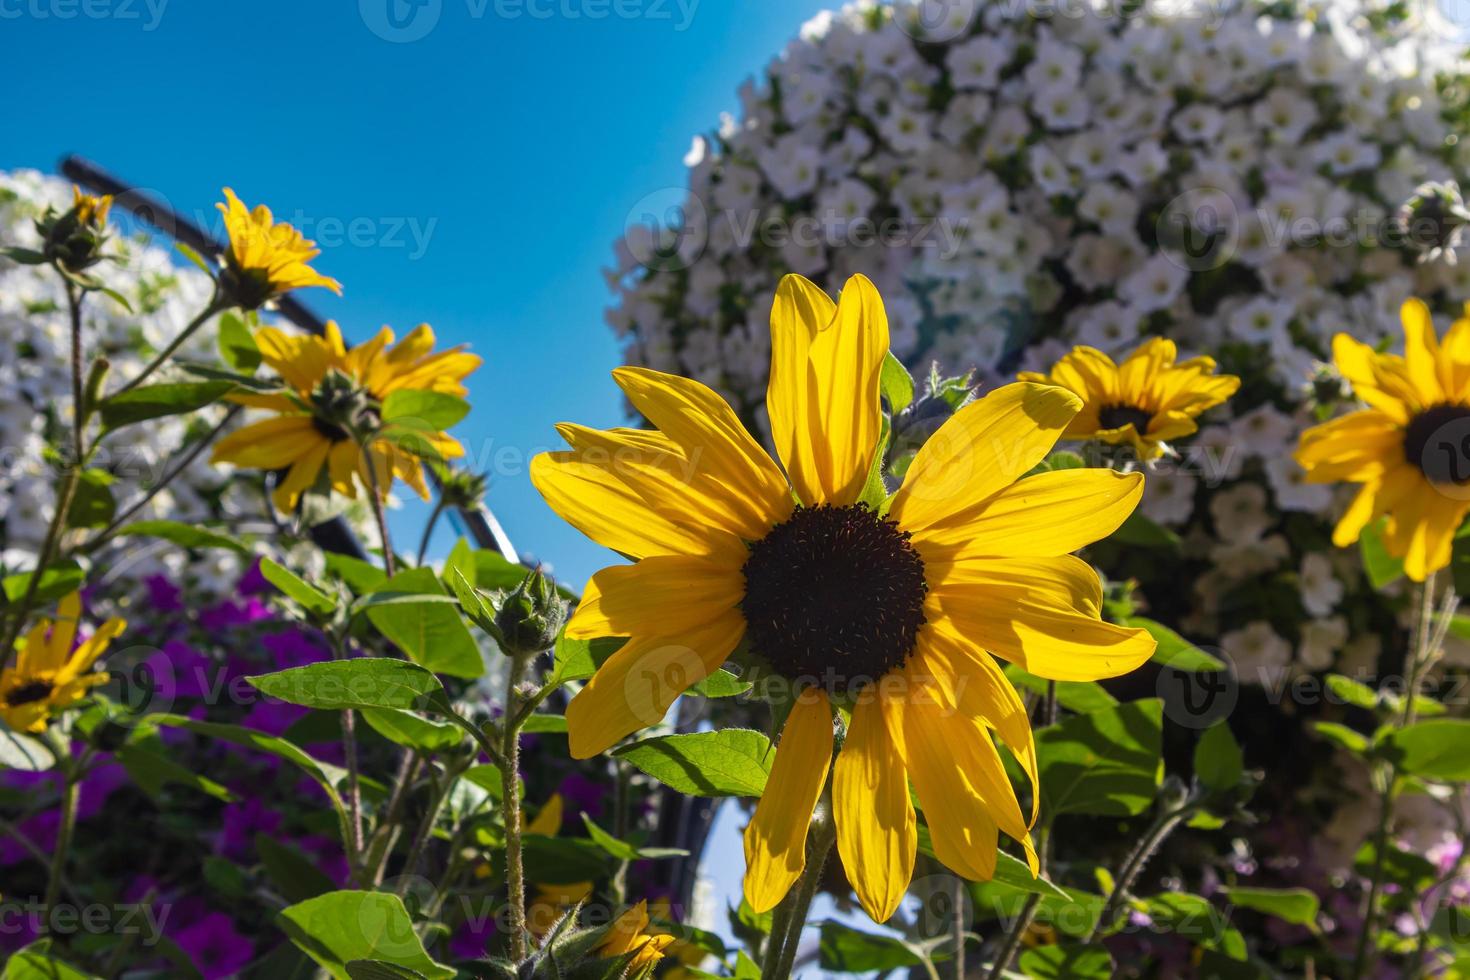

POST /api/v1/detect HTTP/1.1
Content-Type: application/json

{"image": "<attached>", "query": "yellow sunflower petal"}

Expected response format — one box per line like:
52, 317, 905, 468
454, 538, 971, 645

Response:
210, 415, 322, 469
1402, 298, 1445, 405
565, 612, 745, 759
833, 686, 915, 923
49, 592, 82, 663
743, 689, 833, 913
888, 383, 1082, 532
530, 452, 744, 562
767, 273, 836, 507
565, 555, 745, 640
1116, 336, 1177, 405
912, 468, 1143, 560
271, 439, 331, 512
928, 584, 1155, 681
1297, 410, 1403, 483
901, 677, 1000, 881
1333, 334, 1417, 423
612, 367, 791, 521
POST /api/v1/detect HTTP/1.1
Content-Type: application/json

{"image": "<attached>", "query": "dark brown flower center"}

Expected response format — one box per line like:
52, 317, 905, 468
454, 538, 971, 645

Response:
1098, 403, 1153, 434
1404, 403, 1470, 484
740, 504, 928, 695
4, 679, 54, 707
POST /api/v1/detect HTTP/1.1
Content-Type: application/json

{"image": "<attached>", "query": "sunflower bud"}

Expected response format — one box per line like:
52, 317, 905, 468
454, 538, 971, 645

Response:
436, 466, 490, 511
34, 187, 113, 273
1393, 180, 1470, 263
494, 570, 567, 657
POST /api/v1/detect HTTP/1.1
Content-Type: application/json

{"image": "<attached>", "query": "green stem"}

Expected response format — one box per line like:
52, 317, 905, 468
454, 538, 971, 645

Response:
362, 452, 397, 578
761, 891, 797, 979
500, 652, 531, 961
331, 633, 365, 885
0, 284, 89, 668
43, 774, 79, 927
84, 405, 242, 552
398, 760, 465, 891
771, 818, 837, 980
114, 295, 224, 394
951, 874, 967, 980
1087, 804, 1191, 943
416, 498, 447, 567
1352, 574, 1441, 980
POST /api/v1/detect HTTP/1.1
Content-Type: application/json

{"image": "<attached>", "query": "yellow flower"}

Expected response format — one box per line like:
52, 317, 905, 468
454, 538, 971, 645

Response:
528, 881, 593, 938
525, 792, 564, 836
1, 594, 124, 734
210, 321, 479, 512
216, 188, 342, 309
71, 185, 112, 229
598, 901, 675, 975
532, 273, 1155, 922
1295, 299, 1470, 581
1019, 337, 1240, 460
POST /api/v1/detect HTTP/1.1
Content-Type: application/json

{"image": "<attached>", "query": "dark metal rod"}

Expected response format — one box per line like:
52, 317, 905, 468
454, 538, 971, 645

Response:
59, 154, 516, 561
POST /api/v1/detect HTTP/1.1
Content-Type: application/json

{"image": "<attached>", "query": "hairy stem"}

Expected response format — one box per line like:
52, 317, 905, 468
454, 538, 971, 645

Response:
1352, 574, 1444, 979
115, 295, 224, 394
771, 818, 837, 980
43, 775, 79, 927
1088, 804, 1191, 943
362, 453, 397, 578
500, 652, 531, 961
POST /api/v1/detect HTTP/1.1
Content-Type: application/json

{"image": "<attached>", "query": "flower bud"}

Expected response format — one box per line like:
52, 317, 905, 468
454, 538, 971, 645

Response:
36, 187, 113, 273
494, 570, 568, 657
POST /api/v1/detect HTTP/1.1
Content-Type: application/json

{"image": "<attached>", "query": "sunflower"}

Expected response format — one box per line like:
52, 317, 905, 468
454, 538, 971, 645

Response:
531, 273, 1155, 921
1295, 299, 1470, 581
216, 188, 342, 309
210, 321, 479, 512
71, 185, 112, 229
1, 593, 125, 734
1019, 337, 1240, 460
597, 901, 675, 975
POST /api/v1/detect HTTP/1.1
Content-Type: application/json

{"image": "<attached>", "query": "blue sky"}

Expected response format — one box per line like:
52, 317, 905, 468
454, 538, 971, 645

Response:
7, 0, 835, 588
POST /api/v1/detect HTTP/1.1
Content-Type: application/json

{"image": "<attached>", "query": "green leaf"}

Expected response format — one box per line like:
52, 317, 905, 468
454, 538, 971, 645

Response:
1194, 721, 1244, 792
579, 813, 689, 862
248, 660, 451, 714
66, 468, 115, 529
1221, 886, 1320, 928
117, 519, 250, 555
614, 729, 774, 798
818, 920, 923, 972
1110, 512, 1180, 550
991, 851, 1069, 900
0, 722, 54, 771
879, 351, 915, 413
1311, 721, 1369, 754
142, 714, 347, 805
360, 708, 463, 753
346, 963, 429, 980
522, 714, 568, 734
175, 241, 214, 275
1038, 699, 1164, 818
1326, 673, 1380, 712
217, 312, 262, 372
1384, 719, 1470, 780
2, 560, 85, 605
276, 891, 454, 980
364, 567, 483, 679
1003, 665, 1118, 714
1125, 616, 1225, 671
381, 390, 469, 431
116, 742, 236, 801
324, 553, 390, 594
1361, 521, 1405, 589
549, 632, 623, 688
98, 381, 233, 430
260, 557, 336, 617
2, 946, 99, 979
258, 834, 337, 904
687, 668, 752, 698
1018, 943, 1113, 979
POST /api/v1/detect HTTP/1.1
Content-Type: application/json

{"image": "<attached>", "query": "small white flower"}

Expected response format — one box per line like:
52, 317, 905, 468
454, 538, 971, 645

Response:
1265, 454, 1334, 513
1119, 254, 1189, 313
1299, 552, 1346, 617
1142, 469, 1198, 525
1299, 616, 1349, 671
1229, 404, 1294, 457
1209, 483, 1274, 542
1222, 621, 1293, 686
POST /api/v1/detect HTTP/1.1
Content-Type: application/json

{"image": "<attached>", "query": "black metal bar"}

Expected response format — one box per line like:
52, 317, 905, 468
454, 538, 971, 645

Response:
59, 155, 517, 561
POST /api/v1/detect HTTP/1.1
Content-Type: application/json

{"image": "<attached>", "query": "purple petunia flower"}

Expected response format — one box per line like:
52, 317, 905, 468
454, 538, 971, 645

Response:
172, 912, 255, 979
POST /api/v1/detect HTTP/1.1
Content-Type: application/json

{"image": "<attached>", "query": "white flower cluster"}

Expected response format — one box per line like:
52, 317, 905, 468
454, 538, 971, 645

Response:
0, 170, 255, 594
605, 0, 1470, 681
